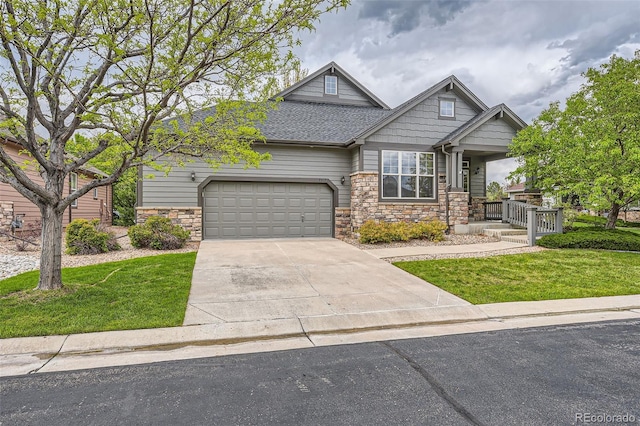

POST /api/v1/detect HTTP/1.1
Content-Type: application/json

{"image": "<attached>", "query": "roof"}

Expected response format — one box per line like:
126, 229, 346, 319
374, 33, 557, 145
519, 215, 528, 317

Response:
258, 101, 391, 144
1, 131, 109, 178
189, 101, 392, 145
506, 183, 526, 192
434, 103, 527, 147
272, 61, 390, 110
352, 75, 489, 141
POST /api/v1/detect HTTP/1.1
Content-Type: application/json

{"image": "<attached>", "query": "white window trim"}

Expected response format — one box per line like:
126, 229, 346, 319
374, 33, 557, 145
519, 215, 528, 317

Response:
324, 75, 338, 95
381, 151, 436, 200
70, 172, 78, 207
93, 187, 99, 199
439, 99, 455, 118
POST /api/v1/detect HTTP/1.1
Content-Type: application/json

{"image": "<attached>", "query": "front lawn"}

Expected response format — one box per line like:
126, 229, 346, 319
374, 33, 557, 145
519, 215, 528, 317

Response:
394, 250, 640, 304
0, 252, 196, 338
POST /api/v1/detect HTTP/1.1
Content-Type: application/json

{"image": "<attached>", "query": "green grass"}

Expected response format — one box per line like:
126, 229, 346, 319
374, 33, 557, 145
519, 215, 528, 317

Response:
394, 250, 640, 305
0, 252, 196, 338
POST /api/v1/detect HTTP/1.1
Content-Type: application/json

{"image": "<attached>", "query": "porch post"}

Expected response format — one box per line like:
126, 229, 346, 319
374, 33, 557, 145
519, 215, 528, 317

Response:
527, 206, 537, 246
555, 207, 564, 234
452, 148, 464, 190
501, 198, 509, 223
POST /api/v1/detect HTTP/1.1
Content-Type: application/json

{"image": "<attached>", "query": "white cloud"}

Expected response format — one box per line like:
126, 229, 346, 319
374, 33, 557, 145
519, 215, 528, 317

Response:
294, 0, 640, 179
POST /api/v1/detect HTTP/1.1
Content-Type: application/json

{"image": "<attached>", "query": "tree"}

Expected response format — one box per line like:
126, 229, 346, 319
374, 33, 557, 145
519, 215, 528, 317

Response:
267, 61, 309, 97
486, 181, 506, 201
0, 0, 348, 290
509, 52, 640, 229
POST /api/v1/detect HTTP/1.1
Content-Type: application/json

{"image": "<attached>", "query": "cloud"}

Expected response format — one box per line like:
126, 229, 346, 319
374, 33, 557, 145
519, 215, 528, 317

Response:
357, 0, 473, 36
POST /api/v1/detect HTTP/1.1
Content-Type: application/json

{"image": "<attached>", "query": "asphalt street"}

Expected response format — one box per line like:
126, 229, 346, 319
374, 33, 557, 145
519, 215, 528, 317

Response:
2, 319, 640, 425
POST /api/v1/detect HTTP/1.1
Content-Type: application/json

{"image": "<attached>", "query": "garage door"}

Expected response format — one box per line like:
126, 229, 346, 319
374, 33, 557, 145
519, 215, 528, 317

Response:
203, 181, 333, 239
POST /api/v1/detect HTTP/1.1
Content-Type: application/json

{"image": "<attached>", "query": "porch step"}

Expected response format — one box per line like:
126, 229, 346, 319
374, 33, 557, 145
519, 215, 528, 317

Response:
483, 227, 529, 245
467, 221, 513, 234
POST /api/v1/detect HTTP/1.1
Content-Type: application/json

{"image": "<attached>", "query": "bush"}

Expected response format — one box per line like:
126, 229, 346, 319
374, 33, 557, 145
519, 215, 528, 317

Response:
537, 227, 640, 251
66, 219, 120, 255
574, 213, 640, 228
128, 216, 190, 250
359, 219, 447, 244
409, 220, 447, 242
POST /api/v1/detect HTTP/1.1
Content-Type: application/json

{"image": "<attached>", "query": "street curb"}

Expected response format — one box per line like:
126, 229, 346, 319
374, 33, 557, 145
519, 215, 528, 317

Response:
2, 295, 640, 359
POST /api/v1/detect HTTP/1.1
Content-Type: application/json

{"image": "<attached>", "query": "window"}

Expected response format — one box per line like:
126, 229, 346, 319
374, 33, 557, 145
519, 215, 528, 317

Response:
439, 99, 455, 118
381, 151, 435, 199
324, 75, 337, 95
70, 172, 78, 207
93, 188, 99, 199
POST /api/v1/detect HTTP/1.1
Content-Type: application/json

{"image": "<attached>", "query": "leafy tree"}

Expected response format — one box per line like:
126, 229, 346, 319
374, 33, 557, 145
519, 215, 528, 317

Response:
267, 61, 309, 97
0, 0, 348, 290
486, 181, 506, 201
509, 52, 640, 229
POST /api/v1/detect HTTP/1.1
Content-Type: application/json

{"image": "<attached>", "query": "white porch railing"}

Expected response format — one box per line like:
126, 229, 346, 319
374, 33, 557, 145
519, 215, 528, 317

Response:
501, 200, 563, 246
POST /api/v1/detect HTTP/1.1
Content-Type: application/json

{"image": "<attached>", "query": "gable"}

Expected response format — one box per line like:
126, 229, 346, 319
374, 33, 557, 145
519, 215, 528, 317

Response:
458, 117, 517, 150
365, 88, 479, 146
274, 62, 389, 109
284, 72, 377, 107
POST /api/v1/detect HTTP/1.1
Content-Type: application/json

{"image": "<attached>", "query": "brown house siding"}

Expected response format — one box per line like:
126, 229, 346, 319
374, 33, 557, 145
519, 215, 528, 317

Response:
0, 140, 112, 229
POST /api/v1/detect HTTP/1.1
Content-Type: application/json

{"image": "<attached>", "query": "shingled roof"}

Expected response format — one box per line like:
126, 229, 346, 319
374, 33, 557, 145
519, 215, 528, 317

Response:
257, 101, 391, 144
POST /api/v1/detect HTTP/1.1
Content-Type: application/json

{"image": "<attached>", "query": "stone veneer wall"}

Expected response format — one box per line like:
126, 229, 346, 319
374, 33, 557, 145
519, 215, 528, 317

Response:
136, 207, 202, 241
622, 210, 640, 223
0, 201, 14, 232
334, 207, 351, 239
470, 197, 486, 222
514, 192, 543, 206
350, 172, 469, 233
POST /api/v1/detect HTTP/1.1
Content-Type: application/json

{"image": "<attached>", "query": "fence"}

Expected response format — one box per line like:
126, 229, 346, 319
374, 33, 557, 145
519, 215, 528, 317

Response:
485, 200, 563, 246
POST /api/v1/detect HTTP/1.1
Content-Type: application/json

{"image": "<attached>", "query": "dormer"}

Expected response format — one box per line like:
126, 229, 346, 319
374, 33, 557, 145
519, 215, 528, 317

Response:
271, 62, 390, 109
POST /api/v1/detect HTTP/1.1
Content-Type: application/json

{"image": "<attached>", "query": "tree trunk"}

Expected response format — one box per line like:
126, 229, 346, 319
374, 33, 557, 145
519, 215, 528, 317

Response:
606, 202, 621, 229
38, 204, 65, 290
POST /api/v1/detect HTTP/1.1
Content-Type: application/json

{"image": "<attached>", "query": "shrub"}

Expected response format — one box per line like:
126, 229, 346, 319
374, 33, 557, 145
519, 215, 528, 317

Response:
409, 220, 447, 242
128, 216, 190, 250
359, 219, 447, 244
66, 219, 120, 255
537, 227, 640, 251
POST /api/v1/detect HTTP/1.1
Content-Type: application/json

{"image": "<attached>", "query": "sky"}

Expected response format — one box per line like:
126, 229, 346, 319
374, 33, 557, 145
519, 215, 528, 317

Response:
293, 0, 640, 185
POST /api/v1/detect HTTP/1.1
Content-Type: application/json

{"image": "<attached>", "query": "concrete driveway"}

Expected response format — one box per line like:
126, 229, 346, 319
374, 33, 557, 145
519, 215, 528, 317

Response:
184, 239, 484, 332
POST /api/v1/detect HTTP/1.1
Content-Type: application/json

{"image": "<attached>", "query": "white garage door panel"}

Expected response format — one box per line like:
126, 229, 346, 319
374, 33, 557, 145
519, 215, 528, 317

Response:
203, 181, 333, 239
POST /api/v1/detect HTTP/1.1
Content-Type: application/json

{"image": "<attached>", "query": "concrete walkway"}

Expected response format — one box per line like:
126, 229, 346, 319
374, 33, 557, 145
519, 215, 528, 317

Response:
3, 239, 640, 377
366, 241, 529, 259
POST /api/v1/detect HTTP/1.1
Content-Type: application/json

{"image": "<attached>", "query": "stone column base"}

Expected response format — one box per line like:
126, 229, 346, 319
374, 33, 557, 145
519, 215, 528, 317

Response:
136, 207, 202, 241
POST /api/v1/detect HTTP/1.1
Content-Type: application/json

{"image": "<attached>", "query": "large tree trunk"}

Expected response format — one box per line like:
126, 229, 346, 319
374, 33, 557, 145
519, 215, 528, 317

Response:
606, 202, 621, 229
38, 204, 65, 290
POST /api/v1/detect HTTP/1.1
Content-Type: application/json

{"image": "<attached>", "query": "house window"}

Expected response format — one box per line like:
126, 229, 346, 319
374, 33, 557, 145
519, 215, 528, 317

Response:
439, 99, 455, 118
93, 188, 99, 199
70, 172, 78, 207
324, 75, 338, 95
381, 151, 435, 199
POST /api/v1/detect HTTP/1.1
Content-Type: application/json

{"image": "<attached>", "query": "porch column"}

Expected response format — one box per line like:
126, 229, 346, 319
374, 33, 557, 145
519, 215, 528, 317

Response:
452, 148, 464, 190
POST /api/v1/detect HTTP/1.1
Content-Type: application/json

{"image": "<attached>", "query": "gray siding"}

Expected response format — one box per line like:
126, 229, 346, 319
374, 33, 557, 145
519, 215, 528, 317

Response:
350, 147, 360, 173
365, 88, 478, 145
468, 158, 486, 197
459, 118, 516, 147
363, 148, 378, 171
286, 73, 373, 106
142, 145, 352, 208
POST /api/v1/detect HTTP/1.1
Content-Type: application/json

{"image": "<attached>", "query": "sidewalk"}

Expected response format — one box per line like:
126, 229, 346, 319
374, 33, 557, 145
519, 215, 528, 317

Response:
366, 241, 531, 259
3, 241, 640, 377
4, 294, 640, 377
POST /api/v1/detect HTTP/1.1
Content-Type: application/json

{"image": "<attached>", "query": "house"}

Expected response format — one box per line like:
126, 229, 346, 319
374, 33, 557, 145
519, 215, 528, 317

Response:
137, 62, 532, 240
0, 136, 113, 232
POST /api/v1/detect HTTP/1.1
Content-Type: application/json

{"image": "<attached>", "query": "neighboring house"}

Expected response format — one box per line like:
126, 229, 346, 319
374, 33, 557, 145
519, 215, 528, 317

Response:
0, 137, 113, 232
137, 62, 528, 240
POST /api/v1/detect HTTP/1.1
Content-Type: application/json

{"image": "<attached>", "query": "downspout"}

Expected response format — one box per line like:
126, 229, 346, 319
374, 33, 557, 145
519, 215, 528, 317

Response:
441, 145, 452, 234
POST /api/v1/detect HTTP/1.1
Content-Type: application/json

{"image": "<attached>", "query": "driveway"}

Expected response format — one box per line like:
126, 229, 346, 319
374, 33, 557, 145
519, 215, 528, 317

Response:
184, 239, 481, 330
